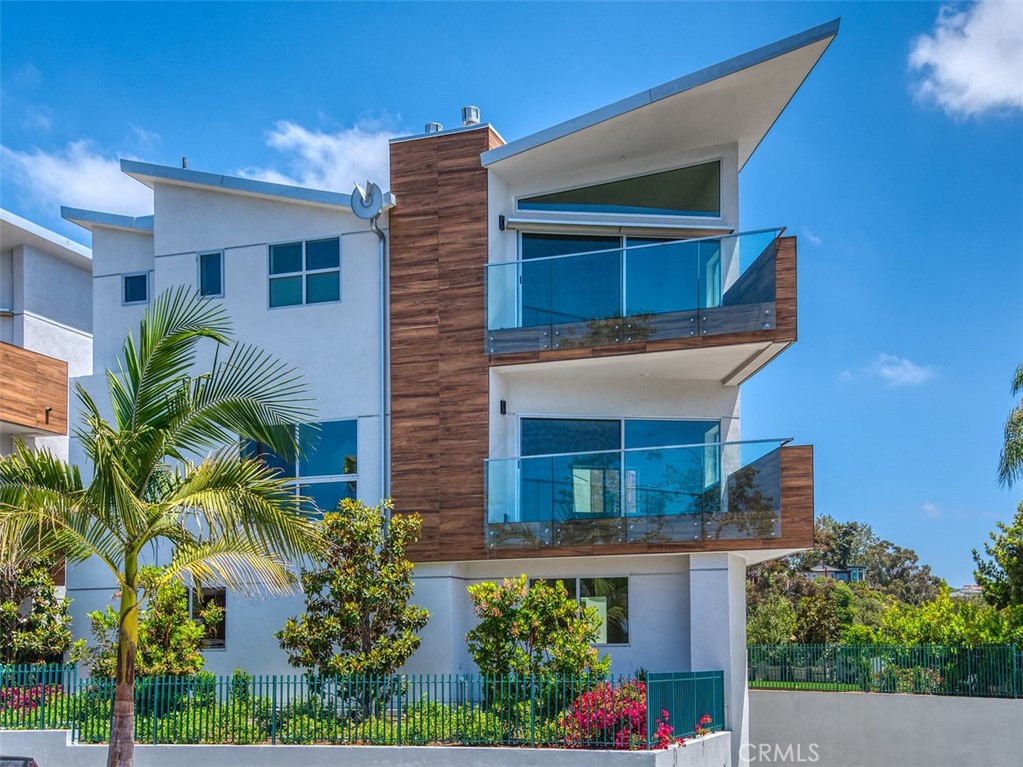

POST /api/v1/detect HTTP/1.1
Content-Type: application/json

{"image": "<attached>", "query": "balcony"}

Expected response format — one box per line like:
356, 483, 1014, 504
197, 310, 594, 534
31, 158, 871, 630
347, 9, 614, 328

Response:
485, 230, 795, 374
485, 438, 812, 551
0, 342, 69, 437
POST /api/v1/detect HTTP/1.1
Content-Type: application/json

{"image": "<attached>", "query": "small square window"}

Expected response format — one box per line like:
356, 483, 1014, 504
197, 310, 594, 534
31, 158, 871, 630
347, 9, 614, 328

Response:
268, 238, 340, 307
199, 252, 223, 297
123, 273, 149, 305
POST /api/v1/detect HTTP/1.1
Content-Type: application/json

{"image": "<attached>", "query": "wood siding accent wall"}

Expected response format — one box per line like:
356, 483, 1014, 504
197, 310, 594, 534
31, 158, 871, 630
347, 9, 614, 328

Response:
389, 127, 504, 562
389, 131, 811, 562
490, 235, 798, 366
0, 342, 68, 436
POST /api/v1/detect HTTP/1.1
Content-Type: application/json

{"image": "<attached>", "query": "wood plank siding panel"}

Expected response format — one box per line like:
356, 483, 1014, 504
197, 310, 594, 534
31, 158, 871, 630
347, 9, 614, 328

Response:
389, 127, 502, 561
0, 342, 68, 436
389, 128, 811, 562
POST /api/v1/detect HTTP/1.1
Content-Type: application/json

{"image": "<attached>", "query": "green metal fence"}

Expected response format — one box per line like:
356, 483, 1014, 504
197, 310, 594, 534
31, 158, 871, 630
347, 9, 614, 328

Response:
748, 644, 1022, 698
0, 666, 724, 749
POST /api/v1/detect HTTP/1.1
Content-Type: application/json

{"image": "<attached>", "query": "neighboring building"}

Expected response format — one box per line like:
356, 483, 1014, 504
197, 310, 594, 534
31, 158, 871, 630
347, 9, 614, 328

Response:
61, 19, 838, 766
951, 584, 984, 600
0, 208, 93, 461
803, 563, 867, 584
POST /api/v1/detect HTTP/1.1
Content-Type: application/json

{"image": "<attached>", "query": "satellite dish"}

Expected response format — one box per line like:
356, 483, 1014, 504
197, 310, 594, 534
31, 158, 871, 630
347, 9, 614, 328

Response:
351, 180, 384, 220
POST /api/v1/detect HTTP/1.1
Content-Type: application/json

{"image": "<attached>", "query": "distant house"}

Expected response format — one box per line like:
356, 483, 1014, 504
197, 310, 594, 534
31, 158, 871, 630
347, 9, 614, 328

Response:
950, 585, 984, 600
804, 564, 867, 584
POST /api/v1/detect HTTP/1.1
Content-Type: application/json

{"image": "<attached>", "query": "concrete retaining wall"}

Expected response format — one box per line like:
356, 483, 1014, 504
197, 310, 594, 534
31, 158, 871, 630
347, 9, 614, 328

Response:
748, 690, 1021, 767
0, 730, 731, 767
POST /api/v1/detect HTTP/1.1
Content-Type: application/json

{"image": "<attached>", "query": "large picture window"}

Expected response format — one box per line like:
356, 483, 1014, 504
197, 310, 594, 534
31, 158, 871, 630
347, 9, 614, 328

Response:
518, 161, 720, 218
529, 576, 629, 645
241, 419, 358, 515
269, 237, 340, 307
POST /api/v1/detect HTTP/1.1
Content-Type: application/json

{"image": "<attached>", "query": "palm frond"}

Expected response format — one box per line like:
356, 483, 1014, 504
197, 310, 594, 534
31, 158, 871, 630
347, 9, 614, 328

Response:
113, 286, 232, 432
158, 537, 300, 597
160, 449, 321, 562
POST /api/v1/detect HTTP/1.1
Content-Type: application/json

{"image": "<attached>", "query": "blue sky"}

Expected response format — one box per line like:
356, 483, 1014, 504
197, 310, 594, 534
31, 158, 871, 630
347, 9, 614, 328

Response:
2, 2, 1021, 586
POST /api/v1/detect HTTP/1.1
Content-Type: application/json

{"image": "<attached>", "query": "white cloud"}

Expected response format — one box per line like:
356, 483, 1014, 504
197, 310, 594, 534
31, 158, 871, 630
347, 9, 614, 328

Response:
0, 140, 152, 216
128, 124, 162, 153
921, 502, 943, 519
239, 120, 400, 192
838, 369, 854, 383
909, 1, 1023, 117
868, 353, 936, 388
803, 229, 823, 247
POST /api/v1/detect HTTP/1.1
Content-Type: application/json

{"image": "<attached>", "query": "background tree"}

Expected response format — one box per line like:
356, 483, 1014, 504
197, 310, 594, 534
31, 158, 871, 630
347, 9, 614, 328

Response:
276, 499, 429, 679
466, 575, 610, 677
997, 364, 1023, 488
0, 289, 320, 767
861, 540, 942, 605
972, 502, 1023, 610
76, 566, 221, 678
746, 593, 796, 644
0, 553, 75, 664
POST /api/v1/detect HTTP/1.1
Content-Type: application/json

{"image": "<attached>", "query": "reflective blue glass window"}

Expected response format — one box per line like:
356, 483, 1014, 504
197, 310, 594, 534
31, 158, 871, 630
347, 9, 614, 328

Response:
520, 234, 619, 327
199, 252, 223, 297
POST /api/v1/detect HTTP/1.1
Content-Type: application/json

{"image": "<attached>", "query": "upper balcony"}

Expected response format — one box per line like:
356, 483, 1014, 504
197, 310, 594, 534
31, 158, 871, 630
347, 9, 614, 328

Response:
485, 230, 797, 384
0, 342, 69, 438
485, 438, 813, 556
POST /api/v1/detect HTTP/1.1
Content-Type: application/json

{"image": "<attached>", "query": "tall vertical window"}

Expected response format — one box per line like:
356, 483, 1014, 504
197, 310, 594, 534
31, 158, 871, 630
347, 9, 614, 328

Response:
199, 251, 224, 297
122, 272, 149, 305
189, 587, 227, 649
269, 237, 340, 307
241, 419, 358, 515
529, 577, 629, 644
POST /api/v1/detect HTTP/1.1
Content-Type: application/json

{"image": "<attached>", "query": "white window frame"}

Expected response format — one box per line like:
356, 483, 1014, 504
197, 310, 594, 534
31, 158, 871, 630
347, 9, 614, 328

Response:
197, 250, 225, 298
121, 271, 150, 306
267, 236, 342, 309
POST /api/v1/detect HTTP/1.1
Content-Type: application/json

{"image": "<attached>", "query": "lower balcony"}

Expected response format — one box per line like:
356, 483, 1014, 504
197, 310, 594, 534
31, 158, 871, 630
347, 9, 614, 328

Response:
0, 342, 68, 438
485, 438, 811, 551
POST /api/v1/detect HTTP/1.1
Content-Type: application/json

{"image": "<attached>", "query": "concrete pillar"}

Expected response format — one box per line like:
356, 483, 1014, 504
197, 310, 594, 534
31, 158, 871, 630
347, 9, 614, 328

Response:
689, 552, 748, 767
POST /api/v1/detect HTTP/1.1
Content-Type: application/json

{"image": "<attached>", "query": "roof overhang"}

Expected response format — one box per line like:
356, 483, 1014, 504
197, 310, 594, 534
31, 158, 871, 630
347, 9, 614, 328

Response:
481, 19, 839, 185
120, 160, 364, 211
61, 207, 154, 235
0, 208, 92, 268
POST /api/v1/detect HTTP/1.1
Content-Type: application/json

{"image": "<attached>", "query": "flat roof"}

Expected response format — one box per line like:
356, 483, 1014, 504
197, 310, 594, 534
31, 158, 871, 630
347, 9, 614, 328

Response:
120, 160, 355, 210
0, 208, 92, 268
481, 19, 839, 183
61, 207, 155, 235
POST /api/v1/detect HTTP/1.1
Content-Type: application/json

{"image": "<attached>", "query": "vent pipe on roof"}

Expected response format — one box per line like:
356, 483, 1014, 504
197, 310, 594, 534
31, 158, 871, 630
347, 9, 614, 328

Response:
424, 122, 443, 134
461, 106, 480, 126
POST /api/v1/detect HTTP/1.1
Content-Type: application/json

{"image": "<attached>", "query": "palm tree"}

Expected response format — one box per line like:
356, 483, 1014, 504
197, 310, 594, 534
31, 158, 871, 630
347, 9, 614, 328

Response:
998, 364, 1023, 488
0, 288, 322, 767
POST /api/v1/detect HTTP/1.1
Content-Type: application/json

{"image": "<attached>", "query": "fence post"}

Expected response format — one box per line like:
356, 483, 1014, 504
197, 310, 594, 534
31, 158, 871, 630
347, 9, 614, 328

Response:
396, 674, 402, 747
271, 675, 277, 745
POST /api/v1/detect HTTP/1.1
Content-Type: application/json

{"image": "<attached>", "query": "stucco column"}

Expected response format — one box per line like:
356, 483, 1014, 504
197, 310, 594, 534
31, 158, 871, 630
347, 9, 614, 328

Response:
689, 552, 749, 767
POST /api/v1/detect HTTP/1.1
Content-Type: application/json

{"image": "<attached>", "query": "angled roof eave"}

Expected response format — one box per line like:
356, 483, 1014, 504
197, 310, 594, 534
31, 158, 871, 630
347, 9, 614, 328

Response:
0, 208, 93, 266
481, 18, 840, 171
120, 160, 355, 210
61, 206, 155, 235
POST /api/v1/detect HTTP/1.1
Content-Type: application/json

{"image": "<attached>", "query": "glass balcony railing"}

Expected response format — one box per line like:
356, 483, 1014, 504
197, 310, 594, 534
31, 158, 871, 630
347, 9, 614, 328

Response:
485, 438, 789, 549
485, 229, 782, 355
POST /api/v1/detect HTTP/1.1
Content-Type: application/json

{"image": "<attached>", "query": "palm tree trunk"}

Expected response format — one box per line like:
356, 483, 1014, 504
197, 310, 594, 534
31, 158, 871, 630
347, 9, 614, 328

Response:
107, 555, 139, 767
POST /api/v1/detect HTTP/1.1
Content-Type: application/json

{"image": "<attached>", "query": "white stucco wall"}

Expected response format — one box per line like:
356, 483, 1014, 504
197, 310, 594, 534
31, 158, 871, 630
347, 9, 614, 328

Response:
748, 690, 1022, 767
407, 554, 695, 678
0, 730, 731, 767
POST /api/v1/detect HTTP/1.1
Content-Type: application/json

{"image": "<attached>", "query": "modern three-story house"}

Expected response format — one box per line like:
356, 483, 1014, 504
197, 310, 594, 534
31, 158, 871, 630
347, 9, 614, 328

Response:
62, 19, 838, 763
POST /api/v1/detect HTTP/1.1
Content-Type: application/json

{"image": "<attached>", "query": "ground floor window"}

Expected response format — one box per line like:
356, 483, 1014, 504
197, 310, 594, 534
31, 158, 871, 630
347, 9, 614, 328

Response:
190, 587, 227, 649
529, 576, 629, 645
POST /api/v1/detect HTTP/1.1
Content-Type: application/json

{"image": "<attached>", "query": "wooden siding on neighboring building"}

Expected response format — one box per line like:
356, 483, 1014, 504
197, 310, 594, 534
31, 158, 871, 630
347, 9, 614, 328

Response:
388, 128, 812, 563
0, 342, 68, 436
